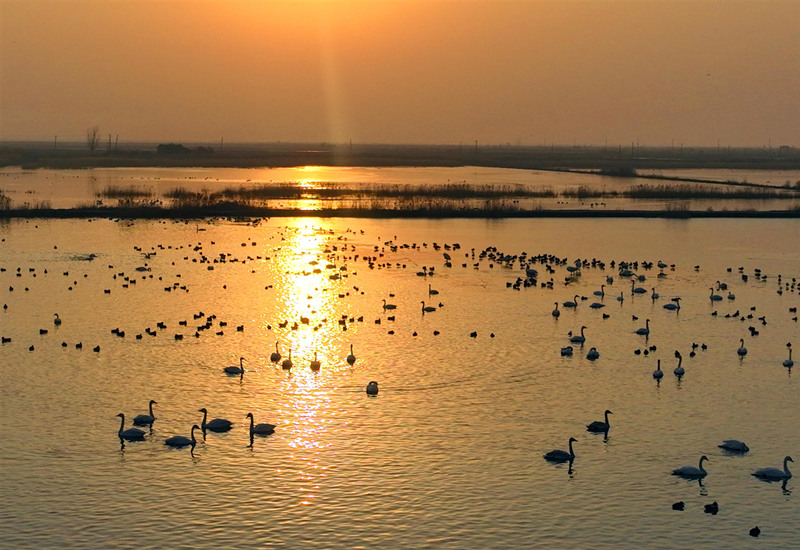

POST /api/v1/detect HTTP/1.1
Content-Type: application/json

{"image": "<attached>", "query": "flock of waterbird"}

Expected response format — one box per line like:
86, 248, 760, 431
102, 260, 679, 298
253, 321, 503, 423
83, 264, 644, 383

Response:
3, 223, 799, 539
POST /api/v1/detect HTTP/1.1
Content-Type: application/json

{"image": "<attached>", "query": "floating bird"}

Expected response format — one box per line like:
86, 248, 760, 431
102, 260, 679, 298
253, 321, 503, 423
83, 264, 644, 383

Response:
281, 350, 293, 370
310, 351, 321, 371
132, 400, 157, 425
737, 338, 748, 357
53, 313, 62, 326
428, 284, 439, 296
663, 297, 681, 311
635, 319, 651, 336
366, 381, 379, 395
198, 408, 233, 432
784, 343, 794, 368
382, 299, 397, 310
543, 437, 577, 463
709, 287, 723, 301
270, 342, 281, 362
563, 295, 579, 308
673, 352, 684, 377
752, 456, 793, 480
116, 413, 145, 441
672, 455, 709, 478
246, 412, 275, 435
587, 410, 612, 433
346, 344, 356, 365
552, 302, 560, 318
718, 440, 749, 453
165, 424, 201, 448
652, 359, 663, 380
570, 326, 587, 344
223, 356, 245, 375
586, 347, 600, 360
421, 301, 436, 313
704, 501, 719, 515
672, 501, 684, 511
560, 346, 573, 357
750, 526, 760, 537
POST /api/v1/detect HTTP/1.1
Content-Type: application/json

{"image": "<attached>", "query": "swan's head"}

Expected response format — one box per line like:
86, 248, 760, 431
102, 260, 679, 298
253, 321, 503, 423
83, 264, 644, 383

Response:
786, 456, 794, 463
246, 412, 253, 420
700, 455, 709, 463
569, 437, 578, 443
116, 413, 124, 419
191, 424, 201, 433
149, 400, 157, 405
198, 408, 207, 413
605, 410, 613, 415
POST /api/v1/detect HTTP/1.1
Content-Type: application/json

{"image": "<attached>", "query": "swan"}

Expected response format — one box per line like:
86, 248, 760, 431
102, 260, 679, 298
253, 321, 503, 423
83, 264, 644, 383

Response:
223, 356, 245, 375
132, 400, 157, 425
616, 291, 624, 302
544, 437, 577, 462
631, 280, 646, 294
428, 284, 439, 296
53, 313, 62, 326
421, 301, 436, 313
270, 342, 281, 362
346, 344, 356, 365
718, 439, 749, 453
310, 351, 321, 371
635, 319, 651, 336
198, 408, 233, 432
663, 297, 681, 310
165, 424, 201, 448
366, 381, 379, 395
673, 353, 685, 377
587, 410, 612, 433
281, 350, 293, 370
737, 338, 747, 356
784, 346, 794, 368
246, 412, 275, 435
382, 299, 397, 310
552, 302, 560, 318
116, 413, 145, 441
560, 346, 573, 357
570, 326, 587, 344
652, 359, 663, 379
709, 287, 723, 301
563, 295, 579, 308
672, 455, 709, 478
752, 456, 793, 480
593, 285, 605, 297
586, 347, 599, 360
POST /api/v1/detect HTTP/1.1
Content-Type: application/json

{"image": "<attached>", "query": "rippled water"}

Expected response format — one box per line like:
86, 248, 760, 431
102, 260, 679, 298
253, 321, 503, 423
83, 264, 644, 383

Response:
1, 216, 799, 548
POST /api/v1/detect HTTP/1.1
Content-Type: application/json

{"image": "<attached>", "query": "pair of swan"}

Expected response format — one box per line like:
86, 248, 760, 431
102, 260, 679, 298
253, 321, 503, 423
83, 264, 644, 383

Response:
544, 437, 577, 462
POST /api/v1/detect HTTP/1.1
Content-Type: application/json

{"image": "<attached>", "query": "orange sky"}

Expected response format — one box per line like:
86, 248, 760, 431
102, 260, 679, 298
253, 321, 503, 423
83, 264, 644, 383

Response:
1, 0, 798, 147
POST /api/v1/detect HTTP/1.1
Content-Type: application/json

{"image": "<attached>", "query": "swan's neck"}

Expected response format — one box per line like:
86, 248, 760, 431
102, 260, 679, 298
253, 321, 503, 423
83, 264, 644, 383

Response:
118, 415, 125, 434
604, 411, 610, 425
784, 458, 792, 476
201, 410, 207, 427
699, 457, 707, 473
249, 416, 254, 431
568, 440, 575, 458
149, 402, 154, 417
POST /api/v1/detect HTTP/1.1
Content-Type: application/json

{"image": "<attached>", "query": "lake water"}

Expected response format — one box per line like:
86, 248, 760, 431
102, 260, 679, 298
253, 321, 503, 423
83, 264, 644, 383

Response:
1, 173, 799, 548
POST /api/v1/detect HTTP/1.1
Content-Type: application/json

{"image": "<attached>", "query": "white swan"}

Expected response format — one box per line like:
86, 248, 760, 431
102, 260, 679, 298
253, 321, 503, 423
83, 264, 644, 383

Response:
784, 346, 794, 368
270, 342, 281, 362
366, 381, 379, 395
587, 410, 612, 433
570, 326, 587, 344
752, 456, 793, 480
165, 424, 201, 448
281, 350, 293, 370
132, 400, 157, 425
652, 359, 663, 379
672, 455, 709, 478
673, 353, 685, 376
552, 302, 560, 318
310, 351, 321, 371
117, 413, 145, 441
382, 299, 397, 310
737, 338, 748, 356
635, 319, 651, 336
346, 344, 356, 365
586, 347, 599, 360
718, 439, 749, 453
246, 412, 275, 435
198, 408, 233, 432
223, 356, 245, 375
544, 437, 577, 462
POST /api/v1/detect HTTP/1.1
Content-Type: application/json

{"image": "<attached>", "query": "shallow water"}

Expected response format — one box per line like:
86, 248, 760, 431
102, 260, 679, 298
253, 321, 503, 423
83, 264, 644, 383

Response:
1, 216, 799, 548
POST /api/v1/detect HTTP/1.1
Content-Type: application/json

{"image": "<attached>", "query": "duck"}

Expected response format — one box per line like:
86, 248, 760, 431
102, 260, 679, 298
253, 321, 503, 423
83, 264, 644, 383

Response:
270, 342, 281, 362
198, 408, 233, 432
165, 424, 201, 448
366, 381, 379, 395
346, 344, 356, 365
544, 437, 577, 463
672, 455, 709, 478
132, 400, 157, 425
752, 456, 793, 480
116, 413, 145, 441
718, 439, 749, 453
246, 412, 275, 435
586, 410, 612, 433
223, 356, 245, 375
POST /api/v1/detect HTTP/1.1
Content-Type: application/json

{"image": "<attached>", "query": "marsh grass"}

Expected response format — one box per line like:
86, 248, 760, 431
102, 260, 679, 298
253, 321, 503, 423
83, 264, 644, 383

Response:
623, 184, 797, 199
97, 185, 153, 199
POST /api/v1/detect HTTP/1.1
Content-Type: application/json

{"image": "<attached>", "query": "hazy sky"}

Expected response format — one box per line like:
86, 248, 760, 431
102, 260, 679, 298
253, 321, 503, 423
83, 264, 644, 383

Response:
1, 0, 798, 147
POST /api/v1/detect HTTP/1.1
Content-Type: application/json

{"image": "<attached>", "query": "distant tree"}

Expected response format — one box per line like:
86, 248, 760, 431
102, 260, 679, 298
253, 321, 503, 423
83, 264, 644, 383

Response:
87, 126, 100, 154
